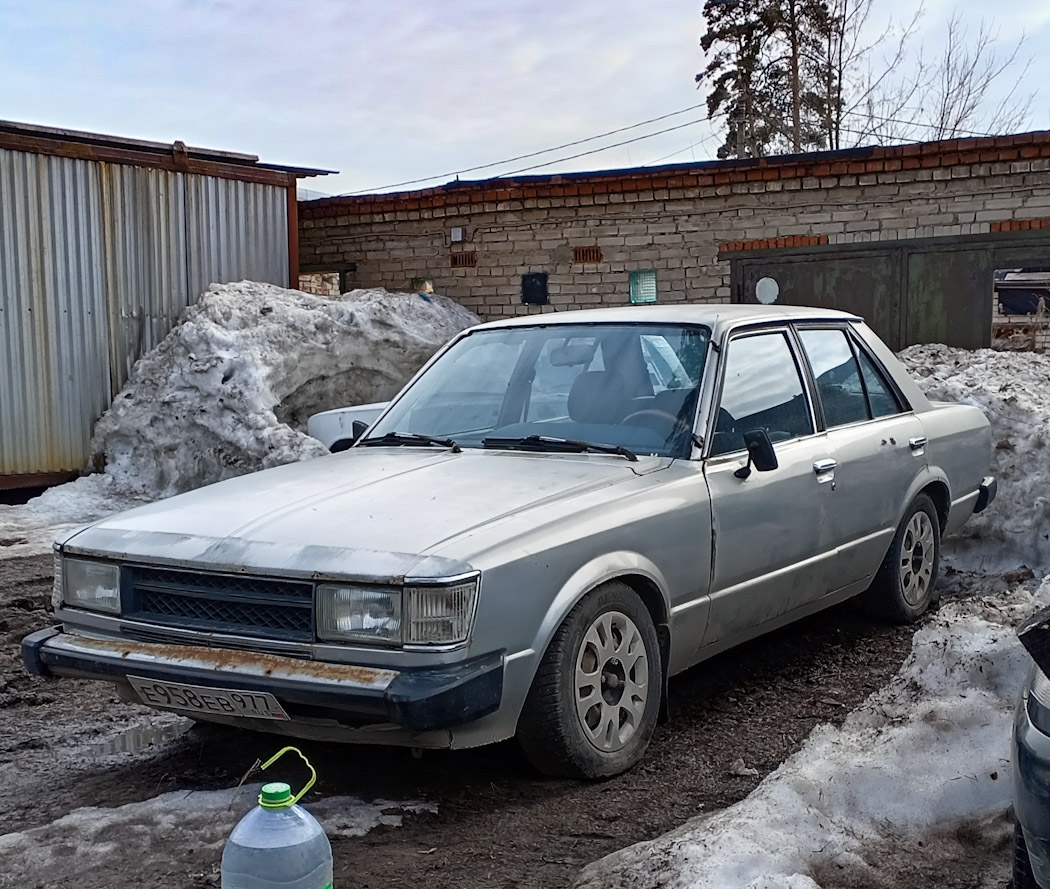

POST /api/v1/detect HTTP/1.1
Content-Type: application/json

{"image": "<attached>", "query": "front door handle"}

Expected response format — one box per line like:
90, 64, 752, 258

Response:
813, 458, 837, 473
909, 436, 928, 451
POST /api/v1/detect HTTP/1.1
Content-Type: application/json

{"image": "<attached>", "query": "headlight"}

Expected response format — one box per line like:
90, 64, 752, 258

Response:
404, 578, 478, 646
315, 577, 479, 646
63, 557, 121, 614
316, 585, 401, 644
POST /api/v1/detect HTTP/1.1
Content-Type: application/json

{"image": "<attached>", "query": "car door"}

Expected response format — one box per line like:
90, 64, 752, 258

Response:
795, 325, 928, 589
702, 328, 838, 649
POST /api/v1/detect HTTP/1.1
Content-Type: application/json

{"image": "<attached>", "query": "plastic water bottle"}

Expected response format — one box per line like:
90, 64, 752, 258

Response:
222, 747, 334, 889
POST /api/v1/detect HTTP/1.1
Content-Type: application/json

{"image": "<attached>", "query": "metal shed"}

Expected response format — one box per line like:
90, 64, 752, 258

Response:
0, 120, 331, 488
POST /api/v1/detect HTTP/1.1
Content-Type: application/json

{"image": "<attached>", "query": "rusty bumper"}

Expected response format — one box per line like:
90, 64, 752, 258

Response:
23, 627, 503, 732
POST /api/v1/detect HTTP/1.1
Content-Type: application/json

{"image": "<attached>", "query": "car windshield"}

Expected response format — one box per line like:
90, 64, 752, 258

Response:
365, 322, 711, 458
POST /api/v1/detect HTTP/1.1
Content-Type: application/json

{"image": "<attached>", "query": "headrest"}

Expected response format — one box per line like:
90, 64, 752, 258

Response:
567, 371, 628, 425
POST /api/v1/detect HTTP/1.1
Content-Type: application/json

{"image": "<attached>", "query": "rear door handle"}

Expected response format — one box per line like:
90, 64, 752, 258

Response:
909, 437, 927, 451
813, 459, 837, 473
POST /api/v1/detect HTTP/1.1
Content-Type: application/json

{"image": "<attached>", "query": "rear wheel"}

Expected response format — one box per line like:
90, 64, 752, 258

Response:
518, 581, 661, 779
862, 493, 940, 623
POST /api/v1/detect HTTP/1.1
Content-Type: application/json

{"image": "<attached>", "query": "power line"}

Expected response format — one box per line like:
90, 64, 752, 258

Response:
344, 102, 710, 195
497, 115, 715, 177
644, 132, 719, 166
840, 109, 996, 139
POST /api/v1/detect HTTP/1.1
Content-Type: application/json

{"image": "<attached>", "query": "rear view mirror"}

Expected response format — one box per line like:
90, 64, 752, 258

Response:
734, 429, 779, 479
550, 343, 597, 366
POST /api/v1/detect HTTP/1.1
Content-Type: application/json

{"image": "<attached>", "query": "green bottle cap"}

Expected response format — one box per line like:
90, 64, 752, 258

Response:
259, 782, 293, 808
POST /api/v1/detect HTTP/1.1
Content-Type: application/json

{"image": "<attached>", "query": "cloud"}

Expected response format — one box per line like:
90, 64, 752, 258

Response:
0, 0, 1044, 195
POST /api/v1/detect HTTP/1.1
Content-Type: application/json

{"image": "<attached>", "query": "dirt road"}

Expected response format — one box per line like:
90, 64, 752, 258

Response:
0, 554, 1010, 888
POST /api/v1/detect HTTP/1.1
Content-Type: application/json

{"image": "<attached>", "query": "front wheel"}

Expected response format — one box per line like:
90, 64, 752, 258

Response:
862, 492, 940, 623
1015, 820, 1038, 889
518, 581, 662, 779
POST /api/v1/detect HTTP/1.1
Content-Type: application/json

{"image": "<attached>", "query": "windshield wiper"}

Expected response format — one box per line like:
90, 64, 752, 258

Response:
359, 431, 461, 453
482, 435, 637, 462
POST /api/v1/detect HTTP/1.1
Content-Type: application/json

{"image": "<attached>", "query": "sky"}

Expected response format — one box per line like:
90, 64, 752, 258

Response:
0, 0, 1047, 197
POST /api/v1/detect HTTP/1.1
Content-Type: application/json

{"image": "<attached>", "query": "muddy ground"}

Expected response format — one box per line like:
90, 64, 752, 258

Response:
0, 554, 1013, 889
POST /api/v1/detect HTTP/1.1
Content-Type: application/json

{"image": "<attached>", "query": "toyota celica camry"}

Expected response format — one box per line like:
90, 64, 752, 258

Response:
23, 304, 996, 779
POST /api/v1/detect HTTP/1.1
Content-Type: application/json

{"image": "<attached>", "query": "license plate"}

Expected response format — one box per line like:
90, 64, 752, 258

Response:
127, 676, 289, 720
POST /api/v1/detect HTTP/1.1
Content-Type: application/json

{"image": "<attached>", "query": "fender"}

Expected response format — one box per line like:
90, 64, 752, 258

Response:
527, 550, 672, 673
896, 464, 951, 528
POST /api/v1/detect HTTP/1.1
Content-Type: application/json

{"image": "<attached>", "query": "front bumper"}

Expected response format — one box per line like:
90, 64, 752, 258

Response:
1014, 674, 1050, 888
23, 626, 503, 733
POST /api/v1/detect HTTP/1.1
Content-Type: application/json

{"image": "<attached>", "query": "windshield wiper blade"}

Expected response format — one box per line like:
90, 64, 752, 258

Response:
359, 432, 461, 452
482, 435, 637, 462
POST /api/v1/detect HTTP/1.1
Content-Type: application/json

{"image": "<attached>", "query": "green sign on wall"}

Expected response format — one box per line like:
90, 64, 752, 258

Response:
629, 269, 657, 304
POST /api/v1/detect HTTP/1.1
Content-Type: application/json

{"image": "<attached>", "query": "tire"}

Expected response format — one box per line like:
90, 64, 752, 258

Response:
862, 493, 940, 623
517, 581, 662, 780
1015, 820, 1038, 889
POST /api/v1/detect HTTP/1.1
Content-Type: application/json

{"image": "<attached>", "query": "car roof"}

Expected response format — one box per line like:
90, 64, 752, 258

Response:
472, 303, 861, 337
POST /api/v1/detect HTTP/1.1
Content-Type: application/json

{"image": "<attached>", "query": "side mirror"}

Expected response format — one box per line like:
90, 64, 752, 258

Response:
734, 429, 779, 479
350, 419, 370, 442
330, 420, 371, 453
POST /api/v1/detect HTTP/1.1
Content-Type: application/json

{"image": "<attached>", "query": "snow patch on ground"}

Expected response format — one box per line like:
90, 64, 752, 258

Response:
0, 783, 435, 886
0, 475, 147, 560
901, 344, 1050, 575
0, 283, 477, 558
576, 581, 1048, 889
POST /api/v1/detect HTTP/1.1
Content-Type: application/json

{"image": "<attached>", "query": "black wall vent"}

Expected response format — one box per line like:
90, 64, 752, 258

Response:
521, 272, 549, 305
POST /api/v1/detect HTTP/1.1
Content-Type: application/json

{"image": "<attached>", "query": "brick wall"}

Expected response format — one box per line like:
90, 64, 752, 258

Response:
297, 271, 341, 296
300, 132, 1050, 321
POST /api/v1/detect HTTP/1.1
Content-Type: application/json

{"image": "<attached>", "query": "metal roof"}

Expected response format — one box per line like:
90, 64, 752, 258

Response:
0, 119, 335, 182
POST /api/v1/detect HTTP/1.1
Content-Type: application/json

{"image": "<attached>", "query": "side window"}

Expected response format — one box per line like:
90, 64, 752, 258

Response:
710, 332, 813, 456
856, 348, 904, 417
799, 329, 870, 428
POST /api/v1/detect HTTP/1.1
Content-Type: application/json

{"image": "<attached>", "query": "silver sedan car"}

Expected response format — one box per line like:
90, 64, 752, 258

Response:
24, 305, 996, 779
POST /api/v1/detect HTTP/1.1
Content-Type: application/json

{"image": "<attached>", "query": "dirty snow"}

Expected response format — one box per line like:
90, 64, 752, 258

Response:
901, 345, 1050, 576
0, 282, 477, 558
0, 783, 435, 887
92, 282, 478, 498
577, 583, 1043, 889
0, 475, 147, 560
578, 344, 1050, 889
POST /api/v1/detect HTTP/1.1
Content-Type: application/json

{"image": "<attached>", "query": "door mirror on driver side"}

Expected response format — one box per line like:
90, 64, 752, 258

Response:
734, 428, 779, 479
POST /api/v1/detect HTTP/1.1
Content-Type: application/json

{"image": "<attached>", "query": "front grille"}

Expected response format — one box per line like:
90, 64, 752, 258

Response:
125, 566, 314, 642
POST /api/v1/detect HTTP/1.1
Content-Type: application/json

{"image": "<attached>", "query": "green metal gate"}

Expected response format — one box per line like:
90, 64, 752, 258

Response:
729, 231, 1050, 350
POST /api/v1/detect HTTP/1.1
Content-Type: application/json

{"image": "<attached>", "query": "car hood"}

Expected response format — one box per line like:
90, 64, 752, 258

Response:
64, 448, 668, 581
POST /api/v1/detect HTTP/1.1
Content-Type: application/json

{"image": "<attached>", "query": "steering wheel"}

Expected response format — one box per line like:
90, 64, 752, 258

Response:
622, 409, 692, 441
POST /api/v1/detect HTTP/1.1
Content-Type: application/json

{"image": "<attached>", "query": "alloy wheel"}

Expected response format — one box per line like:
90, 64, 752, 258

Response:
574, 610, 649, 753
899, 510, 936, 606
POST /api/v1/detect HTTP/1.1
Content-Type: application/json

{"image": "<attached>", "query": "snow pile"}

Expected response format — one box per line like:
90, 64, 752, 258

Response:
0, 784, 435, 886
576, 581, 1048, 889
91, 282, 478, 498
0, 283, 476, 558
900, 345, 1050, 575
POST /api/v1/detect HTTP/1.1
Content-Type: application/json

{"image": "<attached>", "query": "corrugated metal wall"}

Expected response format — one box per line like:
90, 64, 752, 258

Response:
0, 147, 289, 477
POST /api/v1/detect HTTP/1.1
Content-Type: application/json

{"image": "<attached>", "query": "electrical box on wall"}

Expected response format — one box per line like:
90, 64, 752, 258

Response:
521, 272, 549, 305
450, 226, 466, 243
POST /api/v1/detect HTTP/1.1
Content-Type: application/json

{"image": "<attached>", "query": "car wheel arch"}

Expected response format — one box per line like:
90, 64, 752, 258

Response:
920, 479, 951, 533
526, 555, 671, 678
897, 467, 951, 532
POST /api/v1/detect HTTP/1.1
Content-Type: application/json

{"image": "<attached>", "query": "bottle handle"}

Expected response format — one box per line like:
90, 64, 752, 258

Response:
260, 746, 317, 806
